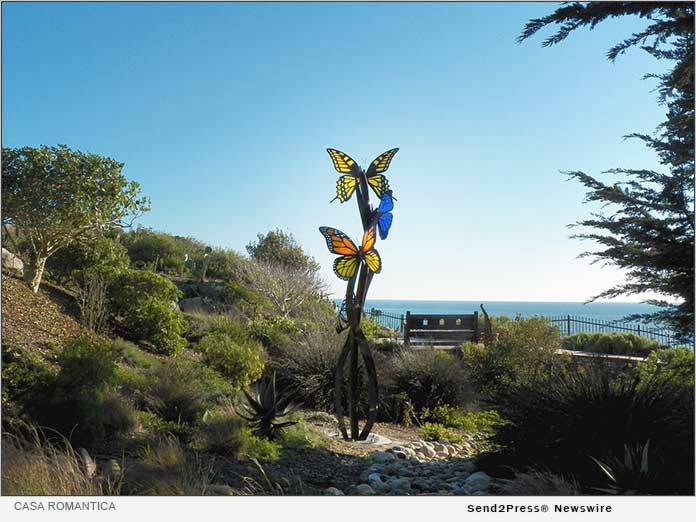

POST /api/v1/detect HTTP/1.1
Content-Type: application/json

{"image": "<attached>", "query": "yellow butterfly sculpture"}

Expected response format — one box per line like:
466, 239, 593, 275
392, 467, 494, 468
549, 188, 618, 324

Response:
327, 148, 399, 203
318, 225, 382, 281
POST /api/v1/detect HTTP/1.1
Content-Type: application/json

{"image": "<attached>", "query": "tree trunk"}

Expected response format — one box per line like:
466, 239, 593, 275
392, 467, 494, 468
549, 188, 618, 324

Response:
23, 254, 47, 293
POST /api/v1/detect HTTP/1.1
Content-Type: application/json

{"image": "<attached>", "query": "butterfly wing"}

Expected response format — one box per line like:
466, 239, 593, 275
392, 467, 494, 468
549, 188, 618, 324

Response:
366, 148, 399, 176
333, 255, 360, 281
319, 226, 359, 255
327, 149, 360, 175
377, 191, 394, 214
335, 175, 359, 203
378, 213, 393, 240
366, 175, 390, 200
363, 249, 382, 274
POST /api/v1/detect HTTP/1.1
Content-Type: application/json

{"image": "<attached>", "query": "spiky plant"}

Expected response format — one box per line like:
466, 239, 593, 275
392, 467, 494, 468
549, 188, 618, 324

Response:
590, 440, 660, 495
240, 372, 297, 441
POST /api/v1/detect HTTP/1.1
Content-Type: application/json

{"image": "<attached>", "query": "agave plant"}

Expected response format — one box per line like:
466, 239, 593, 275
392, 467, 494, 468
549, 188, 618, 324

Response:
240, 372, 297, 441
590, 440, 659, 495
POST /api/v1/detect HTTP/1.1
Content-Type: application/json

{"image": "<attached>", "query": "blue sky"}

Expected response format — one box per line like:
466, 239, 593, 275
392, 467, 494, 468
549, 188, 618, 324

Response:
2, 2, 670, 301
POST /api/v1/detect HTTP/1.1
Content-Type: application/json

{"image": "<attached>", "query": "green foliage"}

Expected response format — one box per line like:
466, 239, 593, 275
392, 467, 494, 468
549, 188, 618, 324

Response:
420, 422, 464, 444
419, 405, 506, 437
520, 4, 695, 338
1, 144, 149, 291
281, 413, 326, 450
23, 337, 137, 445
490, 366, 694, 494
195, 332, 265, 389
204, 248, 245, 281
361, 315, 396, 341
240, 372, 297, 441
108, 269, 188, 354
562, 332, 661, 356
590, 441, 660, 495
137, 356, 233, 426
387, 349, 472, 412
637, 348, 695, 388
460, 316, 563, 395
123, 228, 186, 274
112, 338, 161, 369
1, 346, 56, 406
246, 229, 319, 273
249, 316, 302, 351
45, 235, 129, 287
232, 427, 281, 462
219, 279, 269, 313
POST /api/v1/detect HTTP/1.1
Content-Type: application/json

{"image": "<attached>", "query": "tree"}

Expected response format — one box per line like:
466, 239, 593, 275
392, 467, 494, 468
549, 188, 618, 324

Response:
520, 2, 694, 340
2, 145, 149, 292
246, 229, 320, 274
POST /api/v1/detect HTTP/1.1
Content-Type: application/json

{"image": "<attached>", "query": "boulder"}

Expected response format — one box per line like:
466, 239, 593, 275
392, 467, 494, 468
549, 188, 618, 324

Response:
354, 484, 376, 496
323, 487, 344, 496
178, 296, 215, 314
465, 471, 492, 492
369, 451, 397, 464
2, 248, 23, 276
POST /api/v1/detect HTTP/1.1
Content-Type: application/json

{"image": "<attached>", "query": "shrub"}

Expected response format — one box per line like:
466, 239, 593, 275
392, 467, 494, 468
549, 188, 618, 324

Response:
195, 403, 246, 454
460, 316, 563, 395
139, 357, 233, 425
489, 366, 694, 494
361, 315, 396, 341
249, 316, 302, 351
561, 332, 662, 356
420, 422, 465, 443
113, 338, 160, 369
22, 337, 137, 445
45, 235, 129, 288
637, 347, 694, 387
420, 405, 506, 436
386, 349, 472, 412
108, 269, 188, 354
195, 332, 265, 389
123, 228, 186, 274
204, 248, 246, 280
2, 345, 56, 406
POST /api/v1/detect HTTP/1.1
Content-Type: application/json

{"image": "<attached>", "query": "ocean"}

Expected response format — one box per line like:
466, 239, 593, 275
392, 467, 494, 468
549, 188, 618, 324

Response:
358, 299, 661, 322
331, 298, 666, 327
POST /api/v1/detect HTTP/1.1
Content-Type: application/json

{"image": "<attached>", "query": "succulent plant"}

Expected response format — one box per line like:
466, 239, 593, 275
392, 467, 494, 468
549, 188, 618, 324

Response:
590, 440, 659, 495
240, 372, 297, 441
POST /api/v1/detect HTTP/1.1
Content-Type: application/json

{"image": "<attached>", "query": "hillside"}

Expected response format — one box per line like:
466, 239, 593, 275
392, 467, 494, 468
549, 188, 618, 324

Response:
1, 273, 84, 356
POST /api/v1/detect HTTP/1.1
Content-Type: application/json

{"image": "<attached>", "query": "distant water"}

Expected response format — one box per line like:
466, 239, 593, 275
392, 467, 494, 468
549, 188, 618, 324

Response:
335, 299, 662, 323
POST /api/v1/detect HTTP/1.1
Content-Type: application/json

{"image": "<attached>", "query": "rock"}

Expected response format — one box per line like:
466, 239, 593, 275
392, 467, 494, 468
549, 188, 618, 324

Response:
369, 451, 396, 464
465, 471, 492, 492
354, 484, 376, 496
179, 297, 215, 314
2, 248, 23, 276
205, 485, 235, 495
367, 473, 383, 483
386, 477, 411, 493
102, 459, 122, 482
75, 447, 96, 478
323, 487, 344, 496
393, 451, 408, 459
420, 446, 437, 458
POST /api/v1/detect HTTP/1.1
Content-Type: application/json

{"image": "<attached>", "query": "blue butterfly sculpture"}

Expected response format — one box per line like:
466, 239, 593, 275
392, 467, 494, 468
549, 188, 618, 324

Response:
373, 191, 394, 240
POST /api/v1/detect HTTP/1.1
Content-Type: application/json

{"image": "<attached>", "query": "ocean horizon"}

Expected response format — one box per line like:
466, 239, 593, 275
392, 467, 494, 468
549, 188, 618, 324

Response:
332, 298, 663, 324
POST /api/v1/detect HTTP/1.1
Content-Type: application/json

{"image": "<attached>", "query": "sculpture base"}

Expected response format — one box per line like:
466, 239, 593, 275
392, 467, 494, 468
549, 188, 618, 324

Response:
327, 432, 392, 445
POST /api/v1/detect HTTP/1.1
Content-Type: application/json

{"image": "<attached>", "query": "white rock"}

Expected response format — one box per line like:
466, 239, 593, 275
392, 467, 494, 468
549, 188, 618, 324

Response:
465, 471, 492, 492
369, 451, 397, 464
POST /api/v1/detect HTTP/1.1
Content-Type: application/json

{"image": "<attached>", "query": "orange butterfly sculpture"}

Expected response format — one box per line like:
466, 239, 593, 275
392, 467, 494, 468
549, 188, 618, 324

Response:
318, 226, 382, 281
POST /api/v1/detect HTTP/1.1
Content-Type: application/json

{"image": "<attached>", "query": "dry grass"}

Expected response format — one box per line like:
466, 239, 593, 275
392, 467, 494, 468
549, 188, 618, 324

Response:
1, 429, 115, 495
121, 435, 213, 495
492, 470, 581, 496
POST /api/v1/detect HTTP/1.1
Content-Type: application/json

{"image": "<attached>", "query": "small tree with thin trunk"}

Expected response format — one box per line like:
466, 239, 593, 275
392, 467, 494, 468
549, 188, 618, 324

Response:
1, 145, 149, 292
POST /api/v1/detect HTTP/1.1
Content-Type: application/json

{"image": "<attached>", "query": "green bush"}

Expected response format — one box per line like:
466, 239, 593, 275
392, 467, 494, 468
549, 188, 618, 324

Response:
637, 348, 694, 387
123, 228, 186, 274
386, 349, 472, 412
204, 248, 246, 280
2, 346, 56, 406
108, 269, 188, 354
460, 316, 564, 395
361, 315, 396, 341
139, 357, 233, 425
489, 366, 694, 494
23, 337, 137, 445
420, 422, 465, 443
195, 332, 265, 389
113, 338, 160, 369
249, 316, 302, 351
561, 332, 662, 356
419, 405, 506, 437
45, 235, 130, 287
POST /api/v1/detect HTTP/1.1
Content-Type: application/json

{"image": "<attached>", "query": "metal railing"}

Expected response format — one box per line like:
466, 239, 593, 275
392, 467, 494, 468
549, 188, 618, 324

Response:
547, 314, 690, 348
365, 308, 404, 333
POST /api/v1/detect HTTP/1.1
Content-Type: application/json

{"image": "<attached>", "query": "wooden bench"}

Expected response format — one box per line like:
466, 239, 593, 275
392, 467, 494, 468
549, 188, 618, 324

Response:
404, 312, 479, 347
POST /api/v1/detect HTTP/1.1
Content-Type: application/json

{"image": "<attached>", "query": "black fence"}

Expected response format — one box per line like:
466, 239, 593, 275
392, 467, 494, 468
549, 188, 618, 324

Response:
365, 308, 404, 333
364, 308, 690, 348
547, 315, 690, 348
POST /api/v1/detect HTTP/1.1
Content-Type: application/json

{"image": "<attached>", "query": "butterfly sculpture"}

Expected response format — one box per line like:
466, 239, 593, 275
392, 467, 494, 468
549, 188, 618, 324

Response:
327, 148, 399, 203
373, 191, 394, 240
319, 225, 381, 281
